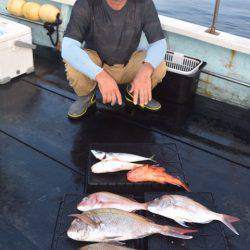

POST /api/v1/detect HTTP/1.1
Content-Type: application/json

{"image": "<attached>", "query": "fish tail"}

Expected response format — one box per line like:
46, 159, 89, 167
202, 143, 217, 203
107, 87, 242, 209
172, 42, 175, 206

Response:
143, 201, 150, 210
174, 178, 191, 192
159, 225, 197, 240
220, 214, 240, 235
181, 182, 191, 192
130, 203, 148, 212
150, 155, 157, 163
164, 174, 191, 192
140, 202, 149, 210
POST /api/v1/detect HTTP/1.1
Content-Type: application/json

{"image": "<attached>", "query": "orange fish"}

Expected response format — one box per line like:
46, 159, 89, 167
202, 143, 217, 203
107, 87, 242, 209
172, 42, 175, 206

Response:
127, 165, 190, 192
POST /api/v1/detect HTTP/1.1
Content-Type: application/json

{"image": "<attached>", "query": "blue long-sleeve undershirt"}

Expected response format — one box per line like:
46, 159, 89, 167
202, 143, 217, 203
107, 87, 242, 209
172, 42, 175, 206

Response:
61, 36, 167, 80
61, 37, 103, 80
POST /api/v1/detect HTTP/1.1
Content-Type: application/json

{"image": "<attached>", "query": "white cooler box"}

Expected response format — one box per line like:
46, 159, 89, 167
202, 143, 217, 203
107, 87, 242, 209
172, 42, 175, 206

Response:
0, 17, 35, 84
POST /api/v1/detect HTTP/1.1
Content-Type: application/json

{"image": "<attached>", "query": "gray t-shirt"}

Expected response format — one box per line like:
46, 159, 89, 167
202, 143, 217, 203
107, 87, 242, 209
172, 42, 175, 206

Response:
65, 0, 164, 65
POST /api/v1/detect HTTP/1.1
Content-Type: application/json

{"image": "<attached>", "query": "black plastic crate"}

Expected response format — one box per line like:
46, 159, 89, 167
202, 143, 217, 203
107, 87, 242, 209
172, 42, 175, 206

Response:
52, 194, 83, 250
51, 193, 144, 250
154, 52, 206, 104
144, 192, 229, 250
157, 71, 201, 104
86, 143, 188, 194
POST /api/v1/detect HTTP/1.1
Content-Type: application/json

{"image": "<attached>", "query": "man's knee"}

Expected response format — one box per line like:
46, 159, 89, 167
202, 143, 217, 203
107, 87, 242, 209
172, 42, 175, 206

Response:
152, 61, 167, 88
64, 49, 102, 80
84, 49, 102, 66
121, 50, 147, 83
65, 62, 79, 82
64, 63, 96, 96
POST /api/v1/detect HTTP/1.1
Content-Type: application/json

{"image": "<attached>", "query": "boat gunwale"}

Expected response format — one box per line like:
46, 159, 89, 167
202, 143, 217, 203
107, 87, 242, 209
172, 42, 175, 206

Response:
159, 15, 250, 55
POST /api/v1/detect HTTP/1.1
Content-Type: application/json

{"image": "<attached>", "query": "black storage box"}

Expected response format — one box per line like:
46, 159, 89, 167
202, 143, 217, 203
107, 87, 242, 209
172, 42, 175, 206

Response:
155, 51, 206, 104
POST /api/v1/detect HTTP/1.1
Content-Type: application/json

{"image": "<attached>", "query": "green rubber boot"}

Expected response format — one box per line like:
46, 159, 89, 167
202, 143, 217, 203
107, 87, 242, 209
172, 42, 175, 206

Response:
125, 87, 161, 112
68, 92, 96, 119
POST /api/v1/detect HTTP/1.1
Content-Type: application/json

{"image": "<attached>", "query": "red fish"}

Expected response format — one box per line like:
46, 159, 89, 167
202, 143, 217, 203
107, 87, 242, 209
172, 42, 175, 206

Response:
127, 165, 190, 192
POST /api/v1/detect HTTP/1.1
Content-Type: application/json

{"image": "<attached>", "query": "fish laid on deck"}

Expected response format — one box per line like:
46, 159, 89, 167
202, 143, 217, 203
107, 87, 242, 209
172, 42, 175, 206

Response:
147, 194, 240, 235
77, 192, 147, 212
91, 160, 143, 173
91, 150, 156, 163
79, 243, 136, 250
127, 165, 190, 191
67, 208, 196, 242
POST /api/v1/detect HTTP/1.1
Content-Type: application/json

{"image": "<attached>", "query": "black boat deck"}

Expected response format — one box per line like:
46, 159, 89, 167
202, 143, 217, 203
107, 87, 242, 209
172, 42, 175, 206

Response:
0, 47, 249, 250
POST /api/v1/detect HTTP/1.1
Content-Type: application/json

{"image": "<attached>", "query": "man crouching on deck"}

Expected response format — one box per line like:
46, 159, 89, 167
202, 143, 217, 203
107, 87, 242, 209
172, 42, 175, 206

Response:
62, 0, 167, 119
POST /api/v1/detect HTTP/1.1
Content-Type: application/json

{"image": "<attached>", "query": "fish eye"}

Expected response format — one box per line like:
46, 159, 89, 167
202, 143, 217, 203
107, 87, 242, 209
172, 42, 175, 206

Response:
82, 197, 89, 201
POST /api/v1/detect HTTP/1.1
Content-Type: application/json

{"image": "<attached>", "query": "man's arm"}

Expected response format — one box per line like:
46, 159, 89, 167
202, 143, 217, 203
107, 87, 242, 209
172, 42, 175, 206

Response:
131, 0, 166, 106
62, 0, 122, 105
62, 0, 103, 79
145, 38, 167, 69
61, 37, 103, 80
131, 38, 167, 105
61, 36, 166, 81
62, 37, 122, 105
137, 34, 167, 68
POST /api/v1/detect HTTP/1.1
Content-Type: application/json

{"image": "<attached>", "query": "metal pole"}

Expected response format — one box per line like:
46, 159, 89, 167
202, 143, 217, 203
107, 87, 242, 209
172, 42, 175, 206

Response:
206, 0, 221, 35
202, 69, 250, 88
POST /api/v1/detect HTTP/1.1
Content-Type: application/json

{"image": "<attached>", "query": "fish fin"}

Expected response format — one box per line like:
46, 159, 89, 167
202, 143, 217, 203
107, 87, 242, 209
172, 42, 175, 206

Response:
160, 225, 197, 240
220, 214, 240, 235
68, 214, 100, 228
123, 196, 147, 210
150, 165, 165, 171
176, 221, 189, 228
153, 163, 160, 167
105, 236, 123, 240
109, 241, 125, 246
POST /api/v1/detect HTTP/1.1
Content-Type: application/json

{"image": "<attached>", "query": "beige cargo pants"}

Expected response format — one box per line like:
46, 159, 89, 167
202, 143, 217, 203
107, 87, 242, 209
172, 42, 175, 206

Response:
65, 49, 167, 97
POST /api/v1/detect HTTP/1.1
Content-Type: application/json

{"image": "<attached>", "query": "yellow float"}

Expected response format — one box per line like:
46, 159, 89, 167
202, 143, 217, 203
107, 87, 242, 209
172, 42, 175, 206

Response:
7, 0, 26, 17
22, 2, 41, 21
39, 4, 60, 23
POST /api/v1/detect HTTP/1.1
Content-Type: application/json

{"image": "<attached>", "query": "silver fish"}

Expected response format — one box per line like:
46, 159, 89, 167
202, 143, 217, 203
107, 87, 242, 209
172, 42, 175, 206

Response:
91, 160, 143, 173
77, 192, 147, 212
147, 194, 240, 235
67, 208, 196, 242
79, 243, 136, 250
91, 150, 156, 163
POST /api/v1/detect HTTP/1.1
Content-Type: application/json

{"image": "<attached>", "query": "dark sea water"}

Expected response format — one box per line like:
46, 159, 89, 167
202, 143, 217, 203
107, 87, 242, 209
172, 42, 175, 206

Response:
154, 0, 250, 39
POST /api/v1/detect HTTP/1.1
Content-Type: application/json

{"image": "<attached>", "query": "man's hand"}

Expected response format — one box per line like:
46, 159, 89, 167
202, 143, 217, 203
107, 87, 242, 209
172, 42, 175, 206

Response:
96, 70, 122, 105
130, 62, 154, 106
